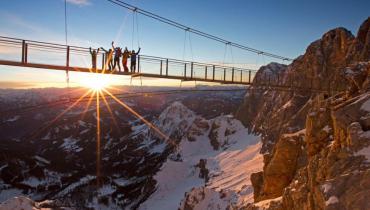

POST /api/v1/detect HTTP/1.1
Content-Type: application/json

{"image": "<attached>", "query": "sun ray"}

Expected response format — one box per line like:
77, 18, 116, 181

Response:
100, 91, 121, 132
28, 89, 93, 140
102, 88, 172, 145
80, 90, 96, 121
103, 85, 129, 93
96, 90, 101, 187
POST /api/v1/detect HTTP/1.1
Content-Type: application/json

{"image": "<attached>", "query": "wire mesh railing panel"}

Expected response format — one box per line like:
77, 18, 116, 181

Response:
214, 67, 225, 81
139, 58, 162, 75
192, 64, 206, 80
0, 42, 22, 62
167, 61, 186, 77
27, 45, 66, 66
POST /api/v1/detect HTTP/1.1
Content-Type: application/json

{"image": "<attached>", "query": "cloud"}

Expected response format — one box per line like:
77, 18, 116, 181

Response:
66, 0, 91, 6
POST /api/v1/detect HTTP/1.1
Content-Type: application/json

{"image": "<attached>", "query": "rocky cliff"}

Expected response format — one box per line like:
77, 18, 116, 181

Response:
237, 17, 370, 209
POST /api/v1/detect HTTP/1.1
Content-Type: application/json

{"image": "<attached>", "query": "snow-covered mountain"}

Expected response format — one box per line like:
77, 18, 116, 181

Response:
0, 88, 255, 209
140, 102, 262, 210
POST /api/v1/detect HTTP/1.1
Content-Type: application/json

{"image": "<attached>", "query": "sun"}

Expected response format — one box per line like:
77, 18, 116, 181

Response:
80, 74, 110, 91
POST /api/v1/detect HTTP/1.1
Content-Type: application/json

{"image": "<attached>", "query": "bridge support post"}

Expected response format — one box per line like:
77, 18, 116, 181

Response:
166, 59, 168, 76
232, 68, 234, 82
101, 53, 105, 70
184, 63, 187, 79
24, 43, 28, 63
240, 71, 242, 83
248, 70, 251, 83
224, 68, 226, 82
66, 46, 70, 69
138, 55, 140, 73
21, 40, 25, 63
212, 65, 215, 81
191, 62, 193, 79
160, 60, 163, 75
205, 66, 207, 80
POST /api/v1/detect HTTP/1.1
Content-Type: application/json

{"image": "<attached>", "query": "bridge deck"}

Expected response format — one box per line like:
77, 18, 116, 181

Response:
0, 36, 257, 85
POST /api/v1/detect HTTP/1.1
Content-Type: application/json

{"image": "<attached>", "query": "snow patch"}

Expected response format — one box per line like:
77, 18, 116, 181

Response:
4, 115, 20, 122
361, 98, 370, 112
325, 196, 339, 206
321, 183, 332, 194
59, 137, 83, 153
355, 144, 370, 162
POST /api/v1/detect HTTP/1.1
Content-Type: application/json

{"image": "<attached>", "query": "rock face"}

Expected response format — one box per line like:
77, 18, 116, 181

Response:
237, 17, 370, 209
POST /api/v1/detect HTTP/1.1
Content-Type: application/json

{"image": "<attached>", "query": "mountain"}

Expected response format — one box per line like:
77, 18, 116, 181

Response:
0, 87, 251, 209
237, 17, 370, 209
139, 102, 262, 210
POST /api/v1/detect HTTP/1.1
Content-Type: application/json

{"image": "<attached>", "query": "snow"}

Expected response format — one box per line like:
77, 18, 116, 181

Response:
4, 115, 20, 122
41, 132, 51, 140
282, 100, 292, 109
56, 175, 95, 197
59, 136, 83, 153
325, 196, 339, 206
113, 178, 132, 187
148, 142, 167, 154
321, 183, 332, 194
0, 189, 23, 203
0, 164, 8, 172
282, 129, 306, 138
0, 196, 37, 210
207, 143, 262, 203
157, 101, 197, 136
322, 125, 331, 133
78, 120, 87, 127
360, 130, 370, 139
360, 98, 370, 112
113, 177, 146, 187
21, 177, 44, 188
34, 155, 50, 165
98, 185, 116, 196
139, 102, 262, 210
254, 196, 282, 208
355, 144, 370, 162
80, 128, 90, 135
179, 187, 234, 210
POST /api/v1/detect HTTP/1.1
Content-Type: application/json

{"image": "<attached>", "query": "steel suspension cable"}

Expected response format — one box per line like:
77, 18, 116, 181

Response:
105, 0, 292, 61
64, 0, 71, 96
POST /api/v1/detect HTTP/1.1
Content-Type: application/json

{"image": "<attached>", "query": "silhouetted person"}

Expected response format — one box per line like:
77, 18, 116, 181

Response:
89, 47, 99, 69
122, 47, 130, 73
130, 48, 141, 73
112, 41, 122, 72
100, 47, 113, 71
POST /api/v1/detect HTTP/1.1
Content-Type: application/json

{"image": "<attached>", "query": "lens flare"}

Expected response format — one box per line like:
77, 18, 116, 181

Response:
80, 74, 110, 91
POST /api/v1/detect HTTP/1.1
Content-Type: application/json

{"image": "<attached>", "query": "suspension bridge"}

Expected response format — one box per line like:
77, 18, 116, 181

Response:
0, 36, 257, 85
0, 0, 297, 87
0, 0, 342, 93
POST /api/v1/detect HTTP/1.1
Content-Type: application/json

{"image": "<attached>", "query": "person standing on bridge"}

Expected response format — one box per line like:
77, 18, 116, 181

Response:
100, 47, 113, 71
122, 47, 130, 73
130, 47, 141, 73
112, 41, 122, 72
89, 47, 100, 69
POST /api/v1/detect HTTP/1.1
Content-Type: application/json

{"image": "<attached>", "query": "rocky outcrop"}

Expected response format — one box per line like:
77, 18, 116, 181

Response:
238, 17, 370, 209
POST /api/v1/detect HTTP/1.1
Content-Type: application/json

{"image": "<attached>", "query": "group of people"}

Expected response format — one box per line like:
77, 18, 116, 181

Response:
89, 41, 141, 73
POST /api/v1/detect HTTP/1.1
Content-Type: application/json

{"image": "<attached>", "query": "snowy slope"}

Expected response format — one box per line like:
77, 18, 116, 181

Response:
139, 102, 262, 210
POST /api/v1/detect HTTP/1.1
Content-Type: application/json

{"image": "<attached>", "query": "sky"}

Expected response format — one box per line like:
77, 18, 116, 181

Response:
0, 0, 369, 88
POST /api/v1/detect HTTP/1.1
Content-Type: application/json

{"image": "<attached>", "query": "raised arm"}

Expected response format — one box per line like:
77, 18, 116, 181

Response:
111, 41, 115, 49
137, 47, 141, 54
89, 47, 92, 55
100, 47, 107, 53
